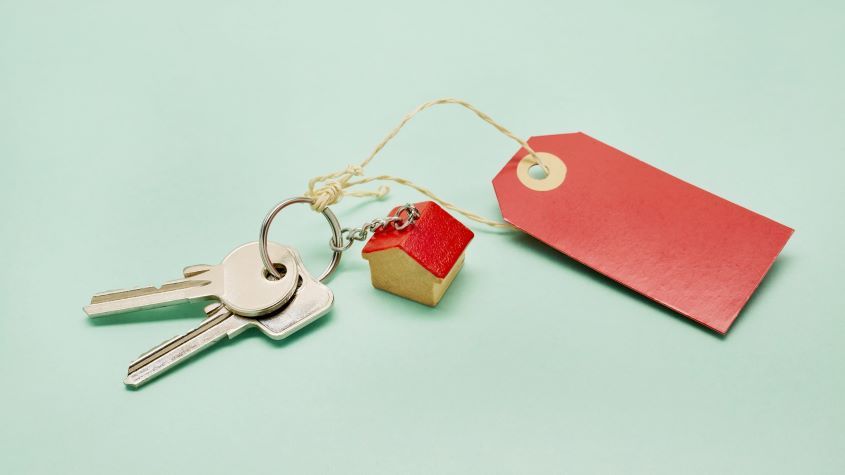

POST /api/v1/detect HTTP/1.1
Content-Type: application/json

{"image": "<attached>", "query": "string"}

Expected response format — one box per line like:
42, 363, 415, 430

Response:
305, 98, 547, 228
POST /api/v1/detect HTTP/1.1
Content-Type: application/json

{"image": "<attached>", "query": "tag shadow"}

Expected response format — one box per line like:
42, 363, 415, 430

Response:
725, 254, 791, 334
506, 233, 791, 338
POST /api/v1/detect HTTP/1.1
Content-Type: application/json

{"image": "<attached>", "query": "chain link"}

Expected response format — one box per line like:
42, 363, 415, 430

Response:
329, 203, 420, 252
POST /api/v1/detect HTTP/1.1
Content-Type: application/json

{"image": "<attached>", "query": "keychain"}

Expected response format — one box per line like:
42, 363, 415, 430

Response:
85, 98, 792, 387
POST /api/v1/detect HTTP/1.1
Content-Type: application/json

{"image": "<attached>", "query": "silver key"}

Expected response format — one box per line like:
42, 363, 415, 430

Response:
85, 242, 299, 318
123, 246, 333, 388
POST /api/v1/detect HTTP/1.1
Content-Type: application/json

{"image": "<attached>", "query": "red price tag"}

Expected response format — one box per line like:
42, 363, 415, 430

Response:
493, 133, 793, 333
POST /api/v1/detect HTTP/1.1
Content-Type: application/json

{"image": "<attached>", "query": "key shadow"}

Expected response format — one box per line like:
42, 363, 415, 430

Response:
502, 233, 792, 339
124, 310, 334, 391
86, 301, 210, 327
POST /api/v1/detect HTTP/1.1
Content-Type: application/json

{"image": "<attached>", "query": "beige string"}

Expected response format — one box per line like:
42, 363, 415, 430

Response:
305, 98, 547, 228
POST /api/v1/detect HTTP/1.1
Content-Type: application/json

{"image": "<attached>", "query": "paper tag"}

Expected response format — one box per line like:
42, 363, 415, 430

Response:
493, 133, 793, 333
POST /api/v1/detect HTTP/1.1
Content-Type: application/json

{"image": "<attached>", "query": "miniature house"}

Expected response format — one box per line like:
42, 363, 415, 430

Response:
362, 201, 474, 306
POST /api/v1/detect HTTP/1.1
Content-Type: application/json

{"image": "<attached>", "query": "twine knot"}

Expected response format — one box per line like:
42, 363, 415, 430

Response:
345, 164, 364, 176
306, 164, 378, 211
310, 180, 345, 211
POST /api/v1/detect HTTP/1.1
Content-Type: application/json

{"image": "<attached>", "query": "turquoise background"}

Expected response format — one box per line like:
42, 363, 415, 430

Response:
1, 1, 843, 473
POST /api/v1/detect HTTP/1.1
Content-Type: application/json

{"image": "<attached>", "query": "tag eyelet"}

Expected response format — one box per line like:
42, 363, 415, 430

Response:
516, 152, 567, 191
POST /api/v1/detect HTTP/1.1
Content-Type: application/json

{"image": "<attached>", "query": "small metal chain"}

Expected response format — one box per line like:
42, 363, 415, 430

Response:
330, 203, 420, 252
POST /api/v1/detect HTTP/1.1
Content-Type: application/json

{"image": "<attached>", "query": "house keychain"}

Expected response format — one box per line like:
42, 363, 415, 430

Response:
85, 98, 792, 387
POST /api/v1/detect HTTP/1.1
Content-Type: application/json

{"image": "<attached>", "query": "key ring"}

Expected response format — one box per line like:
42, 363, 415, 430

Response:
259, 196, 343, 282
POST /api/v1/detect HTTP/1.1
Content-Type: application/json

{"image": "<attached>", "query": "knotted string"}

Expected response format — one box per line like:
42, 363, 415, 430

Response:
305, 98, 547, 228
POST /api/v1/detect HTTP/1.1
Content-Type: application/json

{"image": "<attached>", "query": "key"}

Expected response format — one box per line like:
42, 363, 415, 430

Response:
85, 242, 299, 318
123, 246, 333, 387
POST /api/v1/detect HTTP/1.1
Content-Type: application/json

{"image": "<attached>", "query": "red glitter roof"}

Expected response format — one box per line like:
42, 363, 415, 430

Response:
361, 201, 474, 279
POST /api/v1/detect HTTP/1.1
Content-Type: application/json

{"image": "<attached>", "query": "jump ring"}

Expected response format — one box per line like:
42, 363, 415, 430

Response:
259, 196, 343, 282
329, 232, 355, 252
392, 204, 419, 231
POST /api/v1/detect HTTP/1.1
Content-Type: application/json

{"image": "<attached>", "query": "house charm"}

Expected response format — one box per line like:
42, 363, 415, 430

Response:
362, 201, 475, 306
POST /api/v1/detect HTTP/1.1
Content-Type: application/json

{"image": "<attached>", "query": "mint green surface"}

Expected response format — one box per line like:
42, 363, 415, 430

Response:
1, 1, 843, 473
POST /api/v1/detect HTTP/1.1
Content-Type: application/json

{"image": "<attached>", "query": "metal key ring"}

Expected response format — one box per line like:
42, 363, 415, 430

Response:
259, 196, 343, 282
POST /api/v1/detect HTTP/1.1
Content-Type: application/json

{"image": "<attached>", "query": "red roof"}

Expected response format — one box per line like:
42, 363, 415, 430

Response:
362, 201, 474, 279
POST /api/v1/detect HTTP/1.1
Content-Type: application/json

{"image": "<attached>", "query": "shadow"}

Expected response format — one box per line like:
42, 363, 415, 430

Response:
504, 233, 792, 338
124, 309, 336, 390
120, 228, 793, 390
373, 289, 458, 319
725, 255, 792, 335
86, 301, 210, 326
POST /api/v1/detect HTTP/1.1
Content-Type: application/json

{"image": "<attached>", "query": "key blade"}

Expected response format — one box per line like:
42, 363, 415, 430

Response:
124, 305, 251, 388
85, 278, 218, 318
89, 280, 209, 304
